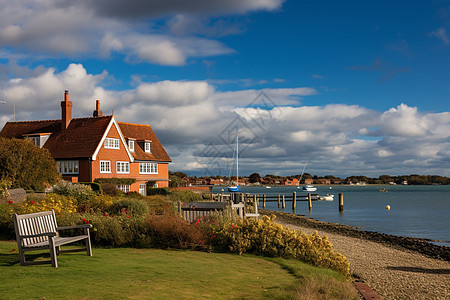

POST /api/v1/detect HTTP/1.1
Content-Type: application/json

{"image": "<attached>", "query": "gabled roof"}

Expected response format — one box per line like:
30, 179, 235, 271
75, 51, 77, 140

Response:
0, 116, 171, 163
0, 116, 113, 159
118, 122, 172, 162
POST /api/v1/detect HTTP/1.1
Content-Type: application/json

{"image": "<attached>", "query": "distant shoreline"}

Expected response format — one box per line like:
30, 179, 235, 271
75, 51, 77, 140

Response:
261, 209, 450, 261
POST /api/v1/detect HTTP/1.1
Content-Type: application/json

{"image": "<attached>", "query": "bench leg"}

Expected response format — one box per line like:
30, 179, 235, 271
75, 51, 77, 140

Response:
84, 228, 92, 256
48, 237, 58, 268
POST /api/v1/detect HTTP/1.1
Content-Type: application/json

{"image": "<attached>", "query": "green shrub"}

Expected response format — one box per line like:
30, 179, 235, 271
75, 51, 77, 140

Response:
56, 213, 148, 247
168, 190, 202, 203
53, 180, 96, 205
100, 183, 122, 196
95, 178, 136, 185
0, 179, 11, 198
109, 198, 149, 217
146, 187, 169, 196
79, 182, 102, 193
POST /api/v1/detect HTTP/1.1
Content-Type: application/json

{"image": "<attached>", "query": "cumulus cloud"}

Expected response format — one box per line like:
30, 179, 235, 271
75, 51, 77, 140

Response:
0, 63, 449, 177
0, 0, 281, 65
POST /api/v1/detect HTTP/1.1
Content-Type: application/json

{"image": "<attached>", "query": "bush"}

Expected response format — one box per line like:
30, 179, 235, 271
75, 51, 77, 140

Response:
79, 182, 102, 193
56, 213, 148, 247
204, 215, 350, 276
17, 193, 78, 214
146, 187, 169, 196
109, 198, 149, 217
100, 183, 122, 196
53, 180, 96, 205
168, 190, 202, 203
144, 214, 207, 249
0, 138, 60, 191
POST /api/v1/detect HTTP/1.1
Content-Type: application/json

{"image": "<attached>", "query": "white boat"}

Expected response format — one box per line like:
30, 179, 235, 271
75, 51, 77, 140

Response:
227, 136, 241, 193
319, 194, 334, 201
265, 186, 271, 189
303, 184, 317, 192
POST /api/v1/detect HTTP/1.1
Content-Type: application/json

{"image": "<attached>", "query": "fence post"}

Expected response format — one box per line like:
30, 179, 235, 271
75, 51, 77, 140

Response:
177, 201, 182, 217
277, 194, 281, 208
308, 193, 312, 210
339, 193, 344, 212
282, 195, 285, 209
292, 191, 296, 210
263, 194, 266, 209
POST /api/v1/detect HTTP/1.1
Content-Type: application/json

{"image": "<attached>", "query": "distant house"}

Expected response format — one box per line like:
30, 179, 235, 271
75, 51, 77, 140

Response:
283, 178, 299, 186
318, 179, 331, 185
0, 91, 171, 194
304, 178, 314, 185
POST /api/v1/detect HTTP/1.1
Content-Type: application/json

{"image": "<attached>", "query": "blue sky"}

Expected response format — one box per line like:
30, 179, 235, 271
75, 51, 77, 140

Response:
0, 0, 449, 177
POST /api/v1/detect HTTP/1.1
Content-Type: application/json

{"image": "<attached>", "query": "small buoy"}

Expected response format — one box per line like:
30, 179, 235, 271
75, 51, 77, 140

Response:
386, 205, 391, 210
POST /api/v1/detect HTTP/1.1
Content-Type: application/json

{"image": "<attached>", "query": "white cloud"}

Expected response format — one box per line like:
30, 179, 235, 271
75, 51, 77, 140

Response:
0, 0, 279, 65
429, 27, 450, 45
1, 63, 449, 177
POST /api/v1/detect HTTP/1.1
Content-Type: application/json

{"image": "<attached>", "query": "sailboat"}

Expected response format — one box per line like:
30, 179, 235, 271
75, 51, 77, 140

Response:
228, 136, 241, 192
297, 161, 317, 191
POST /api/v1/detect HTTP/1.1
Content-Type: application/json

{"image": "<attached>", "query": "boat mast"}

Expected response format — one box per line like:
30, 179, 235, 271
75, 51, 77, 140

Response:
236, 136, 239, 186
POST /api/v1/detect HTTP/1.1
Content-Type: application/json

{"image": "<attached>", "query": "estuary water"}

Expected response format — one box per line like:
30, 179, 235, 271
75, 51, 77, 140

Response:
212, 185, 450, 247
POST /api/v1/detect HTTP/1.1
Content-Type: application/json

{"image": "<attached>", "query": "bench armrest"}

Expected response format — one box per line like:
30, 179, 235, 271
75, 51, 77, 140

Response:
19, 232, 57, 239
57, 224, 93, 231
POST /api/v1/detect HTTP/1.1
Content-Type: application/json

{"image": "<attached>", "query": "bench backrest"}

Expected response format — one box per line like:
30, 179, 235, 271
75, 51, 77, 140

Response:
14, 210, 58, 246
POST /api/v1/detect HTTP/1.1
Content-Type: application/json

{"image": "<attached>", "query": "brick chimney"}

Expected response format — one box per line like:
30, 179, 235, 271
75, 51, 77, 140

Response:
93, 99, 103, 117
61, 90, 72, 131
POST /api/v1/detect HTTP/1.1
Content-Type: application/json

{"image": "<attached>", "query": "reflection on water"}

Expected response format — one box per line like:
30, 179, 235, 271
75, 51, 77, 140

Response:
212, 185, 450, 247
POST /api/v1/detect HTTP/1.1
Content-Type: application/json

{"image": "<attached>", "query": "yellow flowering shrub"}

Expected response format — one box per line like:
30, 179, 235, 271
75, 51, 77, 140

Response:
18, 194, 77, 214
206, 215, 350, 276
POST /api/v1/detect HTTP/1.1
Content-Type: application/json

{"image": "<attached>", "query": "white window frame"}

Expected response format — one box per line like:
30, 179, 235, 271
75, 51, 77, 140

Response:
100, 160, 111, 173
139, 162, 158, 174
105, 138, 120, 149
144, 142, 151, 153
139, 184, 146, 196
128, 140, 135, 152
116, 161, 130, 174
57, 160, 79, 174
117, 185, 130, 193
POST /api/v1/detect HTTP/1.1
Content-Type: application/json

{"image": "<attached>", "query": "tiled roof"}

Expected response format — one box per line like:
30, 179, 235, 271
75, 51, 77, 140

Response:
0, 116, 171, 162
0, 116, 112, 159
118, 122, 171, 162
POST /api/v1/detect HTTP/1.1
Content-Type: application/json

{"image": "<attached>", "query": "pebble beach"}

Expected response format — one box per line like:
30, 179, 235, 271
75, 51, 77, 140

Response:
265, 210, 450, 299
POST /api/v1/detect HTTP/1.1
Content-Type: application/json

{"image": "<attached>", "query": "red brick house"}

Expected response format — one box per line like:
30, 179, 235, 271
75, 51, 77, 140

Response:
0, 91, 171, 194
282, 178, 299, 186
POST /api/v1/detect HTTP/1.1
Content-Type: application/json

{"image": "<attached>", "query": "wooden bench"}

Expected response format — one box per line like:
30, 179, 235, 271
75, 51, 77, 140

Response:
13, 210, 92, 267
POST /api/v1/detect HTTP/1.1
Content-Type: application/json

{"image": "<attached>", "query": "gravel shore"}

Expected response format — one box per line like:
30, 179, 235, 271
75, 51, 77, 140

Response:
263, 210, 450, 299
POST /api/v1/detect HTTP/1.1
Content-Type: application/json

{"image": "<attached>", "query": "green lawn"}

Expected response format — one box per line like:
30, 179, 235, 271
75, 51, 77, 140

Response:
0, 241, 358, 299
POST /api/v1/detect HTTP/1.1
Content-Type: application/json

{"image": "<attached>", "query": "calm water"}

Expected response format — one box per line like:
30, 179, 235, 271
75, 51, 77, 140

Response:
212, 185, 450, 247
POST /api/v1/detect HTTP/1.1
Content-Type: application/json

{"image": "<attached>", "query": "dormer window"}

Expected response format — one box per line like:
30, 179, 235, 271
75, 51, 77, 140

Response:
145, 141, 151, 153
23, 133, 51, 148
128, 140, 135, 152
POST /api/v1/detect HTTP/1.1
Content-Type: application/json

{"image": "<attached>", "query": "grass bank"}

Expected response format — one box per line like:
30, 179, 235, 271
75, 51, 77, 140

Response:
0, 241, 358, 299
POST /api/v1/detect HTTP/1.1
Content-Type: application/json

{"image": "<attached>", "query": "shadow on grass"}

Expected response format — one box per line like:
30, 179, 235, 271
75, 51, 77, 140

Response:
0, 252, 51, 266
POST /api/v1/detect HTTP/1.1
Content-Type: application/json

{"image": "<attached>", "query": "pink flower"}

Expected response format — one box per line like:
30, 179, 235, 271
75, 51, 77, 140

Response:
30, 200, 35, 204
127, 215, 130, 218
8, 200, 13, 204
200, 241, 204, 244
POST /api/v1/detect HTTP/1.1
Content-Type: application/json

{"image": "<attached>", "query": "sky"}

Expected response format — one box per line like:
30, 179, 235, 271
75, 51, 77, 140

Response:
0, 0, 449, 178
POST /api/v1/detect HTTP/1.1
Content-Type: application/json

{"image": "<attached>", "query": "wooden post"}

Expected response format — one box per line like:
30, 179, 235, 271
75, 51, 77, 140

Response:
277, 194, 281, 208
292, 191, 296, 210
282, 195, 285, 209
177, 201, 182, 217
308, 193, 312, 210
263, 194, 266, 209
339, 193, 344, 212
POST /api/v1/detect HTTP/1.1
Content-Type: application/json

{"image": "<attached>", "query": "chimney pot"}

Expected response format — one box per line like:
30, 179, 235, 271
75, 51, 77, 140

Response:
61, 90, 72, 131
93, 99, 103, 117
